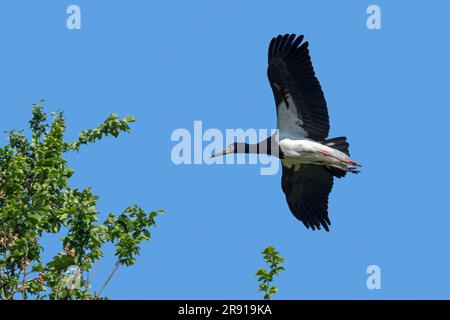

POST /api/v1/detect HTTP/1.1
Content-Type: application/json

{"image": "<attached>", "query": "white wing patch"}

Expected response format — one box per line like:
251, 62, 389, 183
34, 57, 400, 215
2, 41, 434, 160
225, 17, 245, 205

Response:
277, 93, 308, 140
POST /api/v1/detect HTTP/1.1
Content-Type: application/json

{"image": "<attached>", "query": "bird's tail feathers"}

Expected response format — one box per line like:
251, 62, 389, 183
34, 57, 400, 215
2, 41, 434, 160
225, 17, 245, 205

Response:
325, 136, 350, 156
325, 137, 351, 178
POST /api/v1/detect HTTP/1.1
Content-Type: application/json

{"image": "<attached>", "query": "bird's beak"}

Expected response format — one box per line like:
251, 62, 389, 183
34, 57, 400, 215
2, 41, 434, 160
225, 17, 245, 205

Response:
210, 149, 227, 158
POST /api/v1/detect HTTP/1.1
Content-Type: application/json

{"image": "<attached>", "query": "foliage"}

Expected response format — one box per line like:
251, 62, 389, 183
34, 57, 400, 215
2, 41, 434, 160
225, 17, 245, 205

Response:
255, 246, 285, 300
0, 101, 163, 300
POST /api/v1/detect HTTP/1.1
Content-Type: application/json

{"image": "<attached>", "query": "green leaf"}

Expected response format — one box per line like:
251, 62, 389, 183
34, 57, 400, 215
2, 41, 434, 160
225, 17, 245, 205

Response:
47, 253, 76, 272
108, 113, 120, 120
123, 115, 136, 123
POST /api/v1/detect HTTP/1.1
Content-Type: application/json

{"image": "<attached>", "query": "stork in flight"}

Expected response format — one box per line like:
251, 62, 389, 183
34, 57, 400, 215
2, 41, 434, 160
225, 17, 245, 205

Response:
211, 34, 360, 231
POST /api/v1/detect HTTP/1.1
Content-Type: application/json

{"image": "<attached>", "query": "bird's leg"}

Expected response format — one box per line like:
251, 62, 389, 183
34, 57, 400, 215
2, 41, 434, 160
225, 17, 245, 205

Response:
343, 158, 361, 174
348, 166, 361, 174
345, 160, 361, 174
344, 159, 361, 167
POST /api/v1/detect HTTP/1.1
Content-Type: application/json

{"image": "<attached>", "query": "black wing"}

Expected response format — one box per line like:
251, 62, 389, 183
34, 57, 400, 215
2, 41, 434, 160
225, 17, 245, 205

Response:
268, 34, 330, 141
281, 164, 334, 231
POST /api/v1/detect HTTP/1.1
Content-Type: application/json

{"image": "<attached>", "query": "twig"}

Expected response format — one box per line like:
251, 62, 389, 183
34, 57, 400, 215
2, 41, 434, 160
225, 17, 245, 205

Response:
98, 260, 120, 296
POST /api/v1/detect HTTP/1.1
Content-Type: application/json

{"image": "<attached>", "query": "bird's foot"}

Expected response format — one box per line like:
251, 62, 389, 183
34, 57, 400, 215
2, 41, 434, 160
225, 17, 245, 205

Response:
348, 166, 361, 174
322, 151, 330, 157
345, 159, 361, 174
344, 159, 361, 167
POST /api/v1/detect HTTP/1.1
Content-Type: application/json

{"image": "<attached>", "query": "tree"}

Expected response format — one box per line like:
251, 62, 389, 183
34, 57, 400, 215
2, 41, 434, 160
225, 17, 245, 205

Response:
0, 101, 163, 300
255, 246, 285, 300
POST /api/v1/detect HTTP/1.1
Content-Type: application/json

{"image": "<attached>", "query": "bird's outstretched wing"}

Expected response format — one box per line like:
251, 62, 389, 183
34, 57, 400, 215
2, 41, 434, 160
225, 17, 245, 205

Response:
281, 164, 334, 231
268, 34, 329, 141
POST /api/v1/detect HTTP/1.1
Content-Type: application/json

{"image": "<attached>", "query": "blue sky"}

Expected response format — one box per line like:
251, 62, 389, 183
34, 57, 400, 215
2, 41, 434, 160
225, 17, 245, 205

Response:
1, 0, 449, 299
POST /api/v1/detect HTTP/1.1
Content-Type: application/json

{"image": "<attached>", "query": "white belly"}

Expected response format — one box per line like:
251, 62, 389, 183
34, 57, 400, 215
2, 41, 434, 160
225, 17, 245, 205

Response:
279, 139, 349, 170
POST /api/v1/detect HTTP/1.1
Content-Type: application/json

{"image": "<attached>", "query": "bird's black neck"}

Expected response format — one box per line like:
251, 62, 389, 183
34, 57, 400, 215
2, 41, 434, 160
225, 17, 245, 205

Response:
233, 136, 283, 159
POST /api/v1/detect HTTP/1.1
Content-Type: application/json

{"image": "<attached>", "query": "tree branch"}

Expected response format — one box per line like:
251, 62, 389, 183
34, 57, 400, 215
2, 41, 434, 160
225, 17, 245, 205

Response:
98, 260, 120, 297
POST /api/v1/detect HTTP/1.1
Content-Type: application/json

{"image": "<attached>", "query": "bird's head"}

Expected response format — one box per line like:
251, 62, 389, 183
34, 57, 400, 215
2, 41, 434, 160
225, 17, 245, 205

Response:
210, 142, 248, 158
